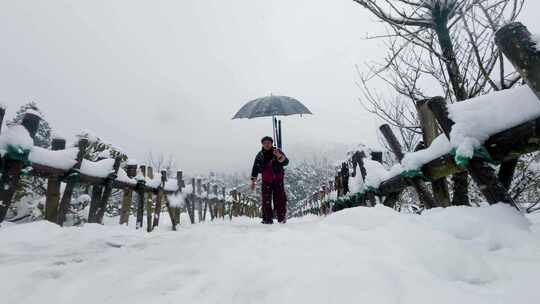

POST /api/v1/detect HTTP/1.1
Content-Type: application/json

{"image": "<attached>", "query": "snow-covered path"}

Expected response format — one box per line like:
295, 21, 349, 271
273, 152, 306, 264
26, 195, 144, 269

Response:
2, 205, 540, 304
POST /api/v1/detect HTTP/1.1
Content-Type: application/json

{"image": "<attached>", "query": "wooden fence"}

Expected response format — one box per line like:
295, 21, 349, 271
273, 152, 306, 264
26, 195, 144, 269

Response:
292, 22, 540, 216
0, 116, 260, 230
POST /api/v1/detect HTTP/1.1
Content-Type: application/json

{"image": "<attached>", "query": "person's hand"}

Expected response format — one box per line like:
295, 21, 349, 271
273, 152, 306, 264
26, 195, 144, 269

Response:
250, 179, 256, 191
273, 149, 285, 162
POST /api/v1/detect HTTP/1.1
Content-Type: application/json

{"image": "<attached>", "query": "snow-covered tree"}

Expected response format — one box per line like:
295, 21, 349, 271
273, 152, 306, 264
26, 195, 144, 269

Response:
285, 158, 334, 209
8, 101, 51, 148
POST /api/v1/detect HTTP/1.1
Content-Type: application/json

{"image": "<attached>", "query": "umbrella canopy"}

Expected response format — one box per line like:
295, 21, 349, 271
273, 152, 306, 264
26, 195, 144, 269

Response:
232, 95, 312, 119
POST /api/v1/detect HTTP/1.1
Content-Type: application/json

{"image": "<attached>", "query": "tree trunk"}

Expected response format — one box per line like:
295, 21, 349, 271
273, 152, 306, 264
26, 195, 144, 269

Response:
433, 16, 471, 205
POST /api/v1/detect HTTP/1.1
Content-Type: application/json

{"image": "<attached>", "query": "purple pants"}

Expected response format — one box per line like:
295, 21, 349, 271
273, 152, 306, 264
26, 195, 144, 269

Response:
261, 180, 287, 223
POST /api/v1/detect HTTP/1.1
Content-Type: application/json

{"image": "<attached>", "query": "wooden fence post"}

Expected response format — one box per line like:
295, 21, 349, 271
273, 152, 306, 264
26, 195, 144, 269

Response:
174, 170, 184, 225
119, 163, 137, 225
380, 124, 439, 209
197, 177, 204, 223
370, 151, 383, 163
334, 174, 340, 197
152, 170, 163, 229
22, 112, 40, 138
136, 165, 146, 230
88, 155, 107, 223
0, 112, 41, 223
153, 170, 172, 230
424, 98, 470, 205
358, 152, 399, 209
210, 184, 218, 220
202, 182, 209, 221
146, 166, 154, 232
498, 158, 519, 191
416, 99, 451, 207
88, 180, 104, 223
56, 138, 88, 226
0, 106, 5, 133
95, 157, 121, 223
428, 98, 518, 208
352, 150, 377, 207
185, 178, 195, 224
230, 189, 237, 219
494, 22, 540, 192
495, 22, 540, 100
44, 137, 66, 222
338, 162, 349, 196
367, 153, 385, 206
165, 171, 179, 230
221, 187, 226, 219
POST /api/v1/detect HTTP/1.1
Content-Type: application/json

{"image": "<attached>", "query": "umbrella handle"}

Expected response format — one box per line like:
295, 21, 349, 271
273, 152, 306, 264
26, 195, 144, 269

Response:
277, 120, 282, 150
272, 116, 277, 147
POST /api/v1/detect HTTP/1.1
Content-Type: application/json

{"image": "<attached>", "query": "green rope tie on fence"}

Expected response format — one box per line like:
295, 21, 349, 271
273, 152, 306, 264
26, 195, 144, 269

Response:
135, 178, 146, 190
400, 169, 424, 179
4, 144, 32, 175
365, 186, 380, 195
329, 190, 371, 211
5, 144, 31, 163
451, 146, 498, 168
349, 192, 365, 207
63, 168, 81, 182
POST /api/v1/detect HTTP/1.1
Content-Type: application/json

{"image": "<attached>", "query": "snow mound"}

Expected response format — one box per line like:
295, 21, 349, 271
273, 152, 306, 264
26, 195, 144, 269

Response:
0, 125, 33, 151
29, 146, 78, 170
80, 158, 115, 178
401, 135, 451, 170
1, 205, 539, 304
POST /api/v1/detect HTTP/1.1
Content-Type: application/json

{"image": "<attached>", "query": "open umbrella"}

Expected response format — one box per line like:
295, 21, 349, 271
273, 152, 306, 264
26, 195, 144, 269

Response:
232, 95, 312, 149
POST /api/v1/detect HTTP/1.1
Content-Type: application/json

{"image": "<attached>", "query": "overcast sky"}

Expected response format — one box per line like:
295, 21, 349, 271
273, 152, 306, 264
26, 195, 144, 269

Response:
1, 1, 539, 176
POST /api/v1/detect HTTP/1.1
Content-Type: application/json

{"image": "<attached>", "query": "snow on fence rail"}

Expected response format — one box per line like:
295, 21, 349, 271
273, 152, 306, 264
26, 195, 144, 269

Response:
0, 112, 260, 230
292, 22, 540, 217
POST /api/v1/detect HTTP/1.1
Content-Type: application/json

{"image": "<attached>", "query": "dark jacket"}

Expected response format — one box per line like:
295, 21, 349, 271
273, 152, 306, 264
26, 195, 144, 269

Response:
251, 148, 289, 181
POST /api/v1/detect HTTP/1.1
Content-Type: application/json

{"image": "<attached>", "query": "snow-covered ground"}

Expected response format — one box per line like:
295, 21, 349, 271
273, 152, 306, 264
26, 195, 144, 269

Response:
1, 205, 540, 304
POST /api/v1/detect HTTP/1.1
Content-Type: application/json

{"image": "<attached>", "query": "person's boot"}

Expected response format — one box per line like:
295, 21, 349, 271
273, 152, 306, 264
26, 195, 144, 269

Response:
261, 219, 273, 224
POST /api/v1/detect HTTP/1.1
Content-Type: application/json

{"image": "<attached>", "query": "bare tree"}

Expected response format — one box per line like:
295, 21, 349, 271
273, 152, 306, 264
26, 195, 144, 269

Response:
147, 151, 176, 176
354, 0, 524, 205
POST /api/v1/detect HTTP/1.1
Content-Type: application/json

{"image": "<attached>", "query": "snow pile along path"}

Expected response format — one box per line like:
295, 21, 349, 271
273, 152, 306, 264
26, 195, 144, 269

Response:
1, 205, 540, 304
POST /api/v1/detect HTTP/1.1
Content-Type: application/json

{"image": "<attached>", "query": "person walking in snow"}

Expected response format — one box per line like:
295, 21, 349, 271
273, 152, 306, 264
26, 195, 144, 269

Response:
250, 136, 289, 224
